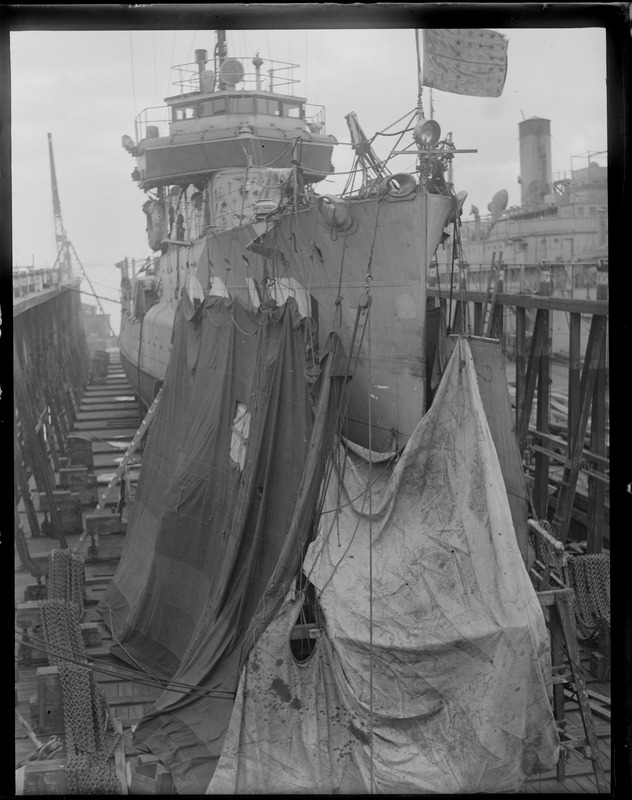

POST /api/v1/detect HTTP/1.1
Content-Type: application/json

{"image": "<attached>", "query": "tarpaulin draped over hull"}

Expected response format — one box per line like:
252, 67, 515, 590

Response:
99, 295, 317, 793
210, 337, 559, 794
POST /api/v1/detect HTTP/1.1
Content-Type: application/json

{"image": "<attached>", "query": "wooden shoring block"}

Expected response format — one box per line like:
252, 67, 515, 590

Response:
67, 435, 94, 468
80, 622, 103, 648
36, 666, 64, 735
59, 506, 84, 534
38, 489, 81, 514
77, 484, 99, 507
24, 583, 48, 602
58, 466, 88, 489
20, 758, 69, 795
16, 601, 42, 630
85, 513, 123, 536
129, 756, 175, 795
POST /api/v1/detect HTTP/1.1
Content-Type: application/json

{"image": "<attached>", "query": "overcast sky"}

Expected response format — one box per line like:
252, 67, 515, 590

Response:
10, 10, 608, 326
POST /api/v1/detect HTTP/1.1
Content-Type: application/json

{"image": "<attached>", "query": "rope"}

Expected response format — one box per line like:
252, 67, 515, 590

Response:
367, 304, 375, 794
15, 631, 236, 699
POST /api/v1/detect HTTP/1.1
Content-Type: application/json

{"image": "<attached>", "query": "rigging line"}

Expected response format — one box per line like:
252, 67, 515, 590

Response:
129, 32, 138, 117
301, 461, 373, 597
319, 456, 393, 515
65, 285, 121, 305
16, 624, 237, 697
15, 633, 236, 699
367, 298, 375, 795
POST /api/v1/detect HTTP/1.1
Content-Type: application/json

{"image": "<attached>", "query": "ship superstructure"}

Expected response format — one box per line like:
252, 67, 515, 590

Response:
118, 32, 463, 450
440, 116, 607, 275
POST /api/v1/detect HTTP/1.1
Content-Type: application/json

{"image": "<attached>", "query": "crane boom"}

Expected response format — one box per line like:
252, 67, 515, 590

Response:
47, 132, 116, 339
47, 132, 72, 276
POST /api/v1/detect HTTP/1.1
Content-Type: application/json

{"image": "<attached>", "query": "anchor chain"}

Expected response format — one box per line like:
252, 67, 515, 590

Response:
39, 555, 121, 794
47, 549, 85, 612
567, 553, 610, 641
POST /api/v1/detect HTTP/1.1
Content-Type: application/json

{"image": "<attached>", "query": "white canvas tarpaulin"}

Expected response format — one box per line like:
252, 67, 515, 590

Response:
209, 337, 559, 794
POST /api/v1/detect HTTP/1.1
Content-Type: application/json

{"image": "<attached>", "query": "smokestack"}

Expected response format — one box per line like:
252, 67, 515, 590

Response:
518, 117, 552, 208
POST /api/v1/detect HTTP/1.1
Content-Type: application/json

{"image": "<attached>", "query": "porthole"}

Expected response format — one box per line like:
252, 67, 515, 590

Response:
290, 580, 323, 664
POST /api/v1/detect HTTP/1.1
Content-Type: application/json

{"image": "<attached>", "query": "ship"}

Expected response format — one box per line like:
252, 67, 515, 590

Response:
432, 116, 608, 358
100, 30, 568, 793
456, 116, 607, 270
115, 31, 469, 452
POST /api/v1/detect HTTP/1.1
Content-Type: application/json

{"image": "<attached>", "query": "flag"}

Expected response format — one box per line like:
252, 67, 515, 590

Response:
422, 29, 508, 97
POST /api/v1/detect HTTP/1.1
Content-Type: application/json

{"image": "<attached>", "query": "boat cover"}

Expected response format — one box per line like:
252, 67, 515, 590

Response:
98, 294, 323, 793
209, 337, 559, 794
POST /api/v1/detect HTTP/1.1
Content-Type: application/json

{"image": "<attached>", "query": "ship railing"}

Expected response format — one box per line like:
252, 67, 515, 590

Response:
304, 104, 326, 134
135, 100, 327, 142
432, 261, 607, 302
171, 55, 300, 95
135, 107, 172, 142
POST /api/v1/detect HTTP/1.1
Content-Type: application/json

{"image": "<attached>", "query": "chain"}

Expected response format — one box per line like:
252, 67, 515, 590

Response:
567, 553, 610, 640
39, 598, 86, 667
528, 519, 557, 565
39, 595, 121, 793
47, 549, 85, 612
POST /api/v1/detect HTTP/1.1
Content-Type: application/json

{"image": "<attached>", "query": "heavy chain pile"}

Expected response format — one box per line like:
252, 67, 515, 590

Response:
47, 549, 85, 612
60, 662, 121, 795
567, 553, 610, 641
39, 598, 86, 667
39, 554, 121, 793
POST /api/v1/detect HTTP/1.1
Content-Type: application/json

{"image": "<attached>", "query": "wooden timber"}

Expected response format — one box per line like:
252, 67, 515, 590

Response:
429, 286, 609, 553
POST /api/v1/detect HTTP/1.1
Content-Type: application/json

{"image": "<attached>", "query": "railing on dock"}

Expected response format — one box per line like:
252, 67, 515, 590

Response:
428, 284, 609, 554
12, 265, 78, 299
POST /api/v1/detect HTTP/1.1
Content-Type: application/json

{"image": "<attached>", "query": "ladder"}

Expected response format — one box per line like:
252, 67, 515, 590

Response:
74, 388, 163, 553
539, 587, 608, 792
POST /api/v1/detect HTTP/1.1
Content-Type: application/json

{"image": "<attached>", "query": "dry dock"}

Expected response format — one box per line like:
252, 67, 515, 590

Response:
14, 346, 611, 793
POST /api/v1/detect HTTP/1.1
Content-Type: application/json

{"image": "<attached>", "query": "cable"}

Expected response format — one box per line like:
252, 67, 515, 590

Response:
15, 630, 235, 700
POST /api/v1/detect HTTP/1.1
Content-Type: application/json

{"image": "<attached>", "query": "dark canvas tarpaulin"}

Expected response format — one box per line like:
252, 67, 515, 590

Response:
210, 337, 559, 794
99, 295, 318, 792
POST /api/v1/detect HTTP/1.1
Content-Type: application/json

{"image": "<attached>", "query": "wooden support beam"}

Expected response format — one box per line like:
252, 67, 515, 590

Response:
587, 337, 607, 553
14, 345, 67, 549
15, 510, 33, 573
515, 305, 526, 431
568, 312, 581, 454
551, 315, 607, 543
473, 301, 483, 337
427, 287, 608, 316
534, 310, 550, 521
15, 434, 42, 541
518, 308, 548, 454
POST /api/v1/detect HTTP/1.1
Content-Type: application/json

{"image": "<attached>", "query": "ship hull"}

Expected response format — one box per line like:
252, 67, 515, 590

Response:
119, 189, 455, 449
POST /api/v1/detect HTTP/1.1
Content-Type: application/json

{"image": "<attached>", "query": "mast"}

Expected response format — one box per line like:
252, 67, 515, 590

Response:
215, 30, 228, 90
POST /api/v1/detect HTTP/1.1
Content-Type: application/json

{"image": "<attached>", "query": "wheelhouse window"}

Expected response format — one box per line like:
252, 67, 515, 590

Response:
173, 104, 196, 121
199, 97, 226, 116
282, 102, 304, 119
255, 97, 281, 116
229, 95, 255, 114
